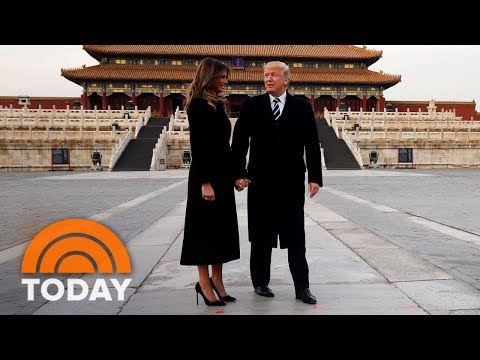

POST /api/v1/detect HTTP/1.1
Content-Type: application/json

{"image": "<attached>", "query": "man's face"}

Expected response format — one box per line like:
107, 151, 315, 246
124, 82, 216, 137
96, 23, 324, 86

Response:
264, 66, 288, 97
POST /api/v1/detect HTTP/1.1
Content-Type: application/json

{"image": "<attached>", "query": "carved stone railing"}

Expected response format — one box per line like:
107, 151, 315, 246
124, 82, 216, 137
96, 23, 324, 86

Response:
329, 118, 476, 131
345, 129, 480, 141
320, 147, 326, 169
168, 114, 189, 130
0, 105, 150, 130
108, 129, 133, 170
174, 106, 187, 119
324, 107, 460, 124
150, 126, 168, 170
144, 106, 151, 125
134, 116, 144, 138
0, 105, 147, 120
331, 117, 340, 138
342, 129, 364, 168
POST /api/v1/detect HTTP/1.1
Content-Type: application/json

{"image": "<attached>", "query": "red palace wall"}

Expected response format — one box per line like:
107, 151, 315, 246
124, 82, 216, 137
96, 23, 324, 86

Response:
0, 96, 79, 110
388, 100, 480, 120
1, 95, 480, 120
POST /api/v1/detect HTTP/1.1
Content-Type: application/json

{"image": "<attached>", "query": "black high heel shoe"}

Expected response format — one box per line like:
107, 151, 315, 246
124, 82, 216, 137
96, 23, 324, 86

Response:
210, 278, 236, 302
195, 282, 225, 306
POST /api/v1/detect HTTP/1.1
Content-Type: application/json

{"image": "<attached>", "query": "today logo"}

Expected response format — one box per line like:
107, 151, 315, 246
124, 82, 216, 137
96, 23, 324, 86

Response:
21, 218, 132, 301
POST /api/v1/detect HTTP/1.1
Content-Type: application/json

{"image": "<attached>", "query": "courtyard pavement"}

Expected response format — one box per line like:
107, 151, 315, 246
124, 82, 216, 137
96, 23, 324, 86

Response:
1, 168, 480, 315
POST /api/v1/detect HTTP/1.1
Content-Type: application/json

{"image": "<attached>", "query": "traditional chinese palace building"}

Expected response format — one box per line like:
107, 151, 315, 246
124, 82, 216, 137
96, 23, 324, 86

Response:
60, 45, 402, 117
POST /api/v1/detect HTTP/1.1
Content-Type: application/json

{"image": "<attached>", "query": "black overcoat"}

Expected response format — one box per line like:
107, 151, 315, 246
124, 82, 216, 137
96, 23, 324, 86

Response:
231, 92, 322, 249
180, 97, 240, 265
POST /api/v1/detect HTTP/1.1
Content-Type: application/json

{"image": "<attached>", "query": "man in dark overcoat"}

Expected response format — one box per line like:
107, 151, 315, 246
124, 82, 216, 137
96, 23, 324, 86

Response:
231, 61, 323, 304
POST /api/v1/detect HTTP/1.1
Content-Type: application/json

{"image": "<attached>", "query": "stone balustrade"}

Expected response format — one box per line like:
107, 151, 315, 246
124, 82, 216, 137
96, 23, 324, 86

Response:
167, 130, 190, 142
163, 107, 192, 168
0, 128, 122, 142
341, 129, 480, 169
1, 118, 137, 129
0, 105, 148, 129
109, 130, 133, 170
1, 115, 143, 129
174, 107, 187, 120
324, 105, 461, 124
325, 102, 480, 168
0, 104, 144, 119
150, 126, 168, 171
168, 117, 189, 131
0, 106, 153, 171
334, 118, 479, 130
344, 129, 480, 142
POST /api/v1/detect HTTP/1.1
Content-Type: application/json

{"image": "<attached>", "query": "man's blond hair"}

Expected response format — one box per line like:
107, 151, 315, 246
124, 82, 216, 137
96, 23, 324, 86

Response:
264, 61, 291, 84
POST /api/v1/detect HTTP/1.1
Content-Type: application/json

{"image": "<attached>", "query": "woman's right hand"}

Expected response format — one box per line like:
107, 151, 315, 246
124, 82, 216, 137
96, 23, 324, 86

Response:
201, 182, 215, 201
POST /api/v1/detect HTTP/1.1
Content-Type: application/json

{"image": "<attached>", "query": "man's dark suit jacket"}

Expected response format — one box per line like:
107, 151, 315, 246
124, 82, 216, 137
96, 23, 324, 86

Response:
231, 92, 322, 249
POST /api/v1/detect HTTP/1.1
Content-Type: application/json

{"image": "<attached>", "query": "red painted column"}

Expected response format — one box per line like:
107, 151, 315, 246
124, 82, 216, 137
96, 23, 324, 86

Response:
160, 93, 166, 117
102, 92, 107, 110
376, 96, 382, 112
310, 95, 315, 112
81, 92, 87, 109
336, 96, 341, 109
131, 92, 137, 106
379, 96, 385, 111
362, 95, 367, 111
155, 96, 160, 115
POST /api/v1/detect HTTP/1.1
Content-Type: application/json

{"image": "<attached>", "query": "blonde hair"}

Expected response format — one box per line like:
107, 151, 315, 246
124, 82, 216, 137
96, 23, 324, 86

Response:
264, 61, 291, 84
185, 57, 230, 111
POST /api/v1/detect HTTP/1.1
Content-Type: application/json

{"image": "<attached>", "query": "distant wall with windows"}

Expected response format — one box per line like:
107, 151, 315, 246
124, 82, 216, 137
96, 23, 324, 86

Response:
388, 100, 479, 120
0, 96, 79, 110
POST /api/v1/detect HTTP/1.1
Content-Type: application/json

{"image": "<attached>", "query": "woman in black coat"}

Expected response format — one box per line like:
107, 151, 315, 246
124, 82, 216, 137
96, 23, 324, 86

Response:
180, 58, 241, 306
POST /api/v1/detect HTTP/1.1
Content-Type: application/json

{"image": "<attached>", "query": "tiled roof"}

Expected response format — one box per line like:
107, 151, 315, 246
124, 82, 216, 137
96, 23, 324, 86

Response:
83, 45, 382, 62
62, 65, 400, 87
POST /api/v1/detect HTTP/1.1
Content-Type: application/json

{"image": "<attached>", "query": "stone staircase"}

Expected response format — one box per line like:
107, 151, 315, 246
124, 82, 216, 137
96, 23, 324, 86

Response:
112, 117, 170, 171
316, 118, 361, 169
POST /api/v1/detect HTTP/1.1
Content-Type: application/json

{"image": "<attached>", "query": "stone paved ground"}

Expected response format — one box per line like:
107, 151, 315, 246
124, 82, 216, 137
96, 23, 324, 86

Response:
1, 169, 480, 315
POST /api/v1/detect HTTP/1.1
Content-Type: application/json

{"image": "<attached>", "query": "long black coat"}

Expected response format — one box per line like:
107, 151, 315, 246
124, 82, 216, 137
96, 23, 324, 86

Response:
231, 92, 322, 249
180, 96, 240, 265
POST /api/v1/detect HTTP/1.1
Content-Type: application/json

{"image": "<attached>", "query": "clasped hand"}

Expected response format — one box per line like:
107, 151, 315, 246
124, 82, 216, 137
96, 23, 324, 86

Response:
234, 178, 251, 191
201, 182, 215, 201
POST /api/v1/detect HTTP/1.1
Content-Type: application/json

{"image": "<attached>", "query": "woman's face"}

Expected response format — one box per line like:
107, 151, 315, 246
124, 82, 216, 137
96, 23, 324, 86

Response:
211, 71, 228, 94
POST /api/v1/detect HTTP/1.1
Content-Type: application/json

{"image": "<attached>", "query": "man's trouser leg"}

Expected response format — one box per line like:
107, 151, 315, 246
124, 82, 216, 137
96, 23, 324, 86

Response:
250, 241, 273, 287
288, 242, 309, 290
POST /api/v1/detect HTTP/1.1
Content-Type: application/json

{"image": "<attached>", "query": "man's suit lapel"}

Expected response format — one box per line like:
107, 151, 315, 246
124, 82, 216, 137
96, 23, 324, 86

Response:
261, 93, 274, 121
280, 92, 293, 123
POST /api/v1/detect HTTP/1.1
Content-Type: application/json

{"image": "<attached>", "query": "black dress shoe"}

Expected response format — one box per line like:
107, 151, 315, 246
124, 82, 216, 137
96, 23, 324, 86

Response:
254, 285, 274, 297
295, 288, 317, 304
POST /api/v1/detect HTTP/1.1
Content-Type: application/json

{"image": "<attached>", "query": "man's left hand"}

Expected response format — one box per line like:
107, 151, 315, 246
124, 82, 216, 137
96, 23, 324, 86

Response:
308, 182, 320, 198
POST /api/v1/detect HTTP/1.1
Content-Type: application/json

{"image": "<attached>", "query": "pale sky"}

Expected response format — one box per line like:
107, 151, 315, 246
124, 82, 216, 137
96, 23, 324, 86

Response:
1, 45, 479, 107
